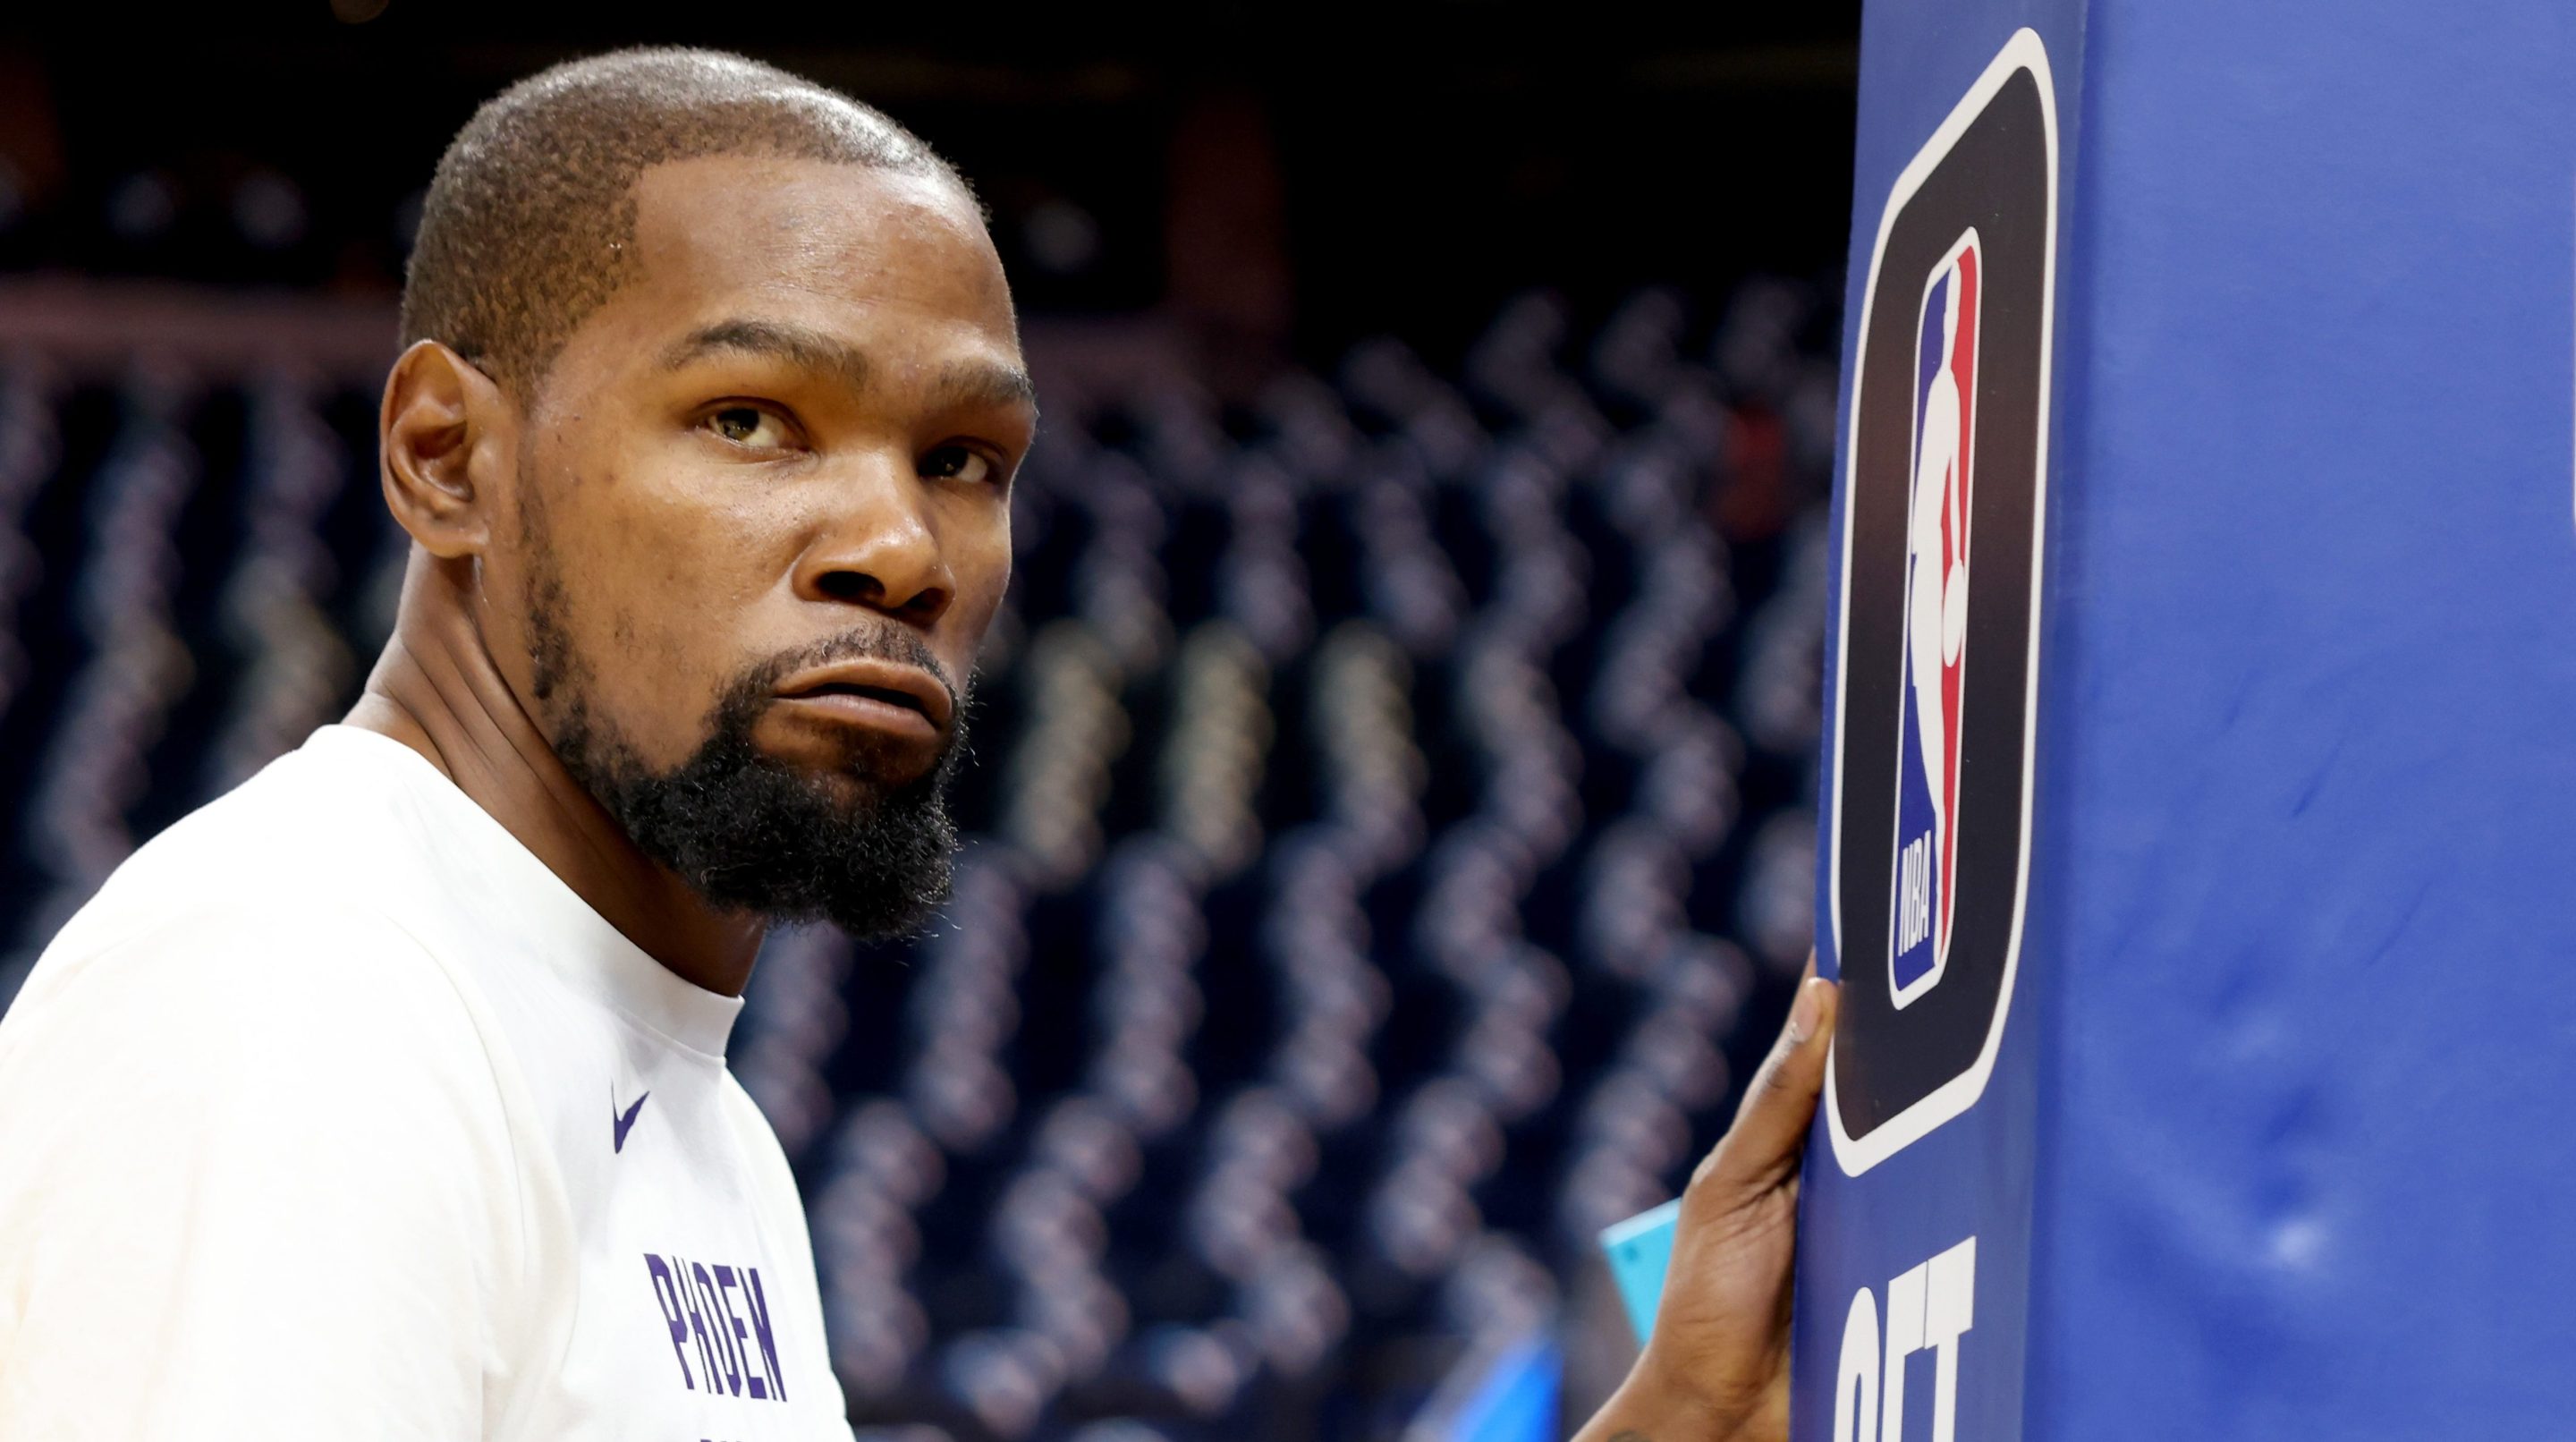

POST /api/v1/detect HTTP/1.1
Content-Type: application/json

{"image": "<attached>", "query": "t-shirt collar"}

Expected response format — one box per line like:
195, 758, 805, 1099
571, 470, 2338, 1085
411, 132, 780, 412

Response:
302, 725, 746, 1061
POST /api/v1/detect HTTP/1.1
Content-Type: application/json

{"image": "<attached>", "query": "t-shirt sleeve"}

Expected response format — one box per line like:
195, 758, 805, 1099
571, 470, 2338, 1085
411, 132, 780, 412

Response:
0, 906, 526, 1439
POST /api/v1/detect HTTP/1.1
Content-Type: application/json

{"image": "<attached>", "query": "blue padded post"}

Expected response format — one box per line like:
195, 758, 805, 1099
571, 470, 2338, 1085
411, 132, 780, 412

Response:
1795, 4, 2576, 1438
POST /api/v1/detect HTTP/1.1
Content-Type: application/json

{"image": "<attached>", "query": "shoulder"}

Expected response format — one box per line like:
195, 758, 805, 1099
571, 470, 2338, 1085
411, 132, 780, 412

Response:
0, 903, 537, 1438
0, 873, 514, 1183
15, 730, 488, 1047
0, 904, 513, 1207
13, 891, 477, 1059
50, 737, 404, 946
0, 891, 527, 1272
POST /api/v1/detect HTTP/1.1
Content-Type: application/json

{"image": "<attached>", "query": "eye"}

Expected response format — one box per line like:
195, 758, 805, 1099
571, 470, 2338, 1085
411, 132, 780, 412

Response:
704, 404, 795, 450
921, 445, 998, 487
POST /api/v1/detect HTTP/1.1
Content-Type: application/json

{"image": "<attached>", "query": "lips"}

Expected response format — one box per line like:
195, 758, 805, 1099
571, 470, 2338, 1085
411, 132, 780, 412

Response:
771, 657, 954, 736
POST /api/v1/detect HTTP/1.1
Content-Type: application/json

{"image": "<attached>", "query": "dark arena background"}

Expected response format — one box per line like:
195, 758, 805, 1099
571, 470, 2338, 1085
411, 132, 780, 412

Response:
0, 7, 1860, 1439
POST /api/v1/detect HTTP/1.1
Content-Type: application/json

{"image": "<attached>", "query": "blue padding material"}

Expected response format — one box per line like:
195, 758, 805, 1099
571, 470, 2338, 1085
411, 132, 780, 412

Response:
2028, 2, 2576, 1436
1806, 1, 2576, 1434
1793, 12, 2082, 1440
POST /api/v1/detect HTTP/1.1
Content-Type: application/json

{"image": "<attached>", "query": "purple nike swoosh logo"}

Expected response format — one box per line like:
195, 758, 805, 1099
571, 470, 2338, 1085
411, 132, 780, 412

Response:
613, 1089, 650, 1153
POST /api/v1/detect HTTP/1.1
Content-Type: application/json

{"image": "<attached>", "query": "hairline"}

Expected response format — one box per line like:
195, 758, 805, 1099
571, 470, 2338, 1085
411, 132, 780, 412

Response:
398, 47, 990, 411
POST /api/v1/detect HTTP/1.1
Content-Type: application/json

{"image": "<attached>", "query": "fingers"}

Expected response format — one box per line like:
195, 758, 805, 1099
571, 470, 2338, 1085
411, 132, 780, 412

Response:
1691, 965, 1839, 1200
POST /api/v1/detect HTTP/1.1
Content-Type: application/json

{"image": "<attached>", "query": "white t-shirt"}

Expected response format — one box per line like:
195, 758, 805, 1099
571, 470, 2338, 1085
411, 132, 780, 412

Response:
0, 725, 854, 1440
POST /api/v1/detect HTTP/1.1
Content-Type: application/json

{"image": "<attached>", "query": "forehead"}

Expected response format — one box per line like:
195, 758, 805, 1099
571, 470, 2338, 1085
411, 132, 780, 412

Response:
602, 154, 1018, 365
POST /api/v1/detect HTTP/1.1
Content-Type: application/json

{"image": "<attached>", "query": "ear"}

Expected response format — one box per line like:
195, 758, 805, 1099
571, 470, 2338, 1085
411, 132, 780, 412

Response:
379, 340, 515, 559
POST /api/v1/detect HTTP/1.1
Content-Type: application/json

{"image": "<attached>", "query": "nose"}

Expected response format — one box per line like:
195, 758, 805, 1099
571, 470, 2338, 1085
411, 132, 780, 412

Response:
792, 449, 955, 627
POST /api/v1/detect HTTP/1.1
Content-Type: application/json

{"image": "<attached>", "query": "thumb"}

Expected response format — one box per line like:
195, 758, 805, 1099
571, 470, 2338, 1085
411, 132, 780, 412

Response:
1691, 965, 1838, 1202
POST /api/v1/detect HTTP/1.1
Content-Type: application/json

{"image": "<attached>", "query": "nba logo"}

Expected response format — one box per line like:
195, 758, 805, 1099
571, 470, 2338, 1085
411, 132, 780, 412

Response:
1823, 35, 2051, 1172
1888, 233, 1980, 1008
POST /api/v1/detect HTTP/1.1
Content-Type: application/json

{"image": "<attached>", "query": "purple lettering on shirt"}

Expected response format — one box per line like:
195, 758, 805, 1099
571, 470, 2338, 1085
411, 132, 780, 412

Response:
674, 1254, 724, 1387
741, 1266, 786, 1403
643, 1254, 696, 1390
715, 1265, 768, 1401
691, 1261, 744, 1396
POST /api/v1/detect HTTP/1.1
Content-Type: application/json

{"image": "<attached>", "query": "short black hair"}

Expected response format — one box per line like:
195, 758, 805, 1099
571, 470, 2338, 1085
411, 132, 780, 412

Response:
399, 47, 970, 404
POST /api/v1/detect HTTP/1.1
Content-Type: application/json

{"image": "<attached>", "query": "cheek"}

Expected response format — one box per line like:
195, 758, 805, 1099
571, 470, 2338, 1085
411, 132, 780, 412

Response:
936, 502, 1014, 646
543, 471, 795, 757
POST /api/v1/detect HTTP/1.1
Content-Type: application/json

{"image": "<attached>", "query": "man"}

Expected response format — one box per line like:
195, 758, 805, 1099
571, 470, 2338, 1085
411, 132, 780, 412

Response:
0, 47, 1838, 1441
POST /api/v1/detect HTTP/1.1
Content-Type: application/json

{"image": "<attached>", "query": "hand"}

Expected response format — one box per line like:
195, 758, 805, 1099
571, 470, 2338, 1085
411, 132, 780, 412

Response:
1574, 963, 1838, 1442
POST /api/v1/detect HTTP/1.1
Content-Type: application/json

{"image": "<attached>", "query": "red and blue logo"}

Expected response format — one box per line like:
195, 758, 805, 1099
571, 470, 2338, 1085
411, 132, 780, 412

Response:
1825, 29, 2048, 1171
1889, 233, 1980, 1008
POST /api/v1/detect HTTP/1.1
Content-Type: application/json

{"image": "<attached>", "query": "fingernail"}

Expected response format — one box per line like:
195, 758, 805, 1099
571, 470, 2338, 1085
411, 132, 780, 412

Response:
1787, 977, 1825, 1046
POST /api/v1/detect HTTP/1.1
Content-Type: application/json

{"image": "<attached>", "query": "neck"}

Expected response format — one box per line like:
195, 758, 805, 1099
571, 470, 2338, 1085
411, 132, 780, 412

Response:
344, 553, 767, 997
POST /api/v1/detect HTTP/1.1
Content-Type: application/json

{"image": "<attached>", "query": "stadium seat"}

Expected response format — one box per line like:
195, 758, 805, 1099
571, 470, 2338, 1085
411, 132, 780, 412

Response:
0, 283, 1838, 1442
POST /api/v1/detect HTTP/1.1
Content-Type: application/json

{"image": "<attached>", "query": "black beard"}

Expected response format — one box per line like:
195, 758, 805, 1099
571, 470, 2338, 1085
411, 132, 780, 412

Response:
530, 586, 969, 941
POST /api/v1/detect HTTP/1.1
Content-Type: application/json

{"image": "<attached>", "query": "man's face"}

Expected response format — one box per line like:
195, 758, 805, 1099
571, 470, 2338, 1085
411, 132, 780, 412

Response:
480, 156, 1034, 937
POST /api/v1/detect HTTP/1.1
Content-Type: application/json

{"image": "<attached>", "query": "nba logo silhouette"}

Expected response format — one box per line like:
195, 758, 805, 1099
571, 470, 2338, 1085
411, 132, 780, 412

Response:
1824, 37, 2052, 1173
1889, 233, 1980, 1009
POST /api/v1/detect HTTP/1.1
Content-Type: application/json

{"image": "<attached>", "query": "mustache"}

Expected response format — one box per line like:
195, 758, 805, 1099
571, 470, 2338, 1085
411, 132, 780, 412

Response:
738, 624, 963, 712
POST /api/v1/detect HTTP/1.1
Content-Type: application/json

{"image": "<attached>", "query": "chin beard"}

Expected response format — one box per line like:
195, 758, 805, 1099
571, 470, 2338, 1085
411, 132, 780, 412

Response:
538, 619, 970, 942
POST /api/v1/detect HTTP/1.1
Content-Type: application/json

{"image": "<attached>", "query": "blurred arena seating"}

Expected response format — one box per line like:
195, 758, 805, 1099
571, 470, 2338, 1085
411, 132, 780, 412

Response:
0, 278, 1839, 1442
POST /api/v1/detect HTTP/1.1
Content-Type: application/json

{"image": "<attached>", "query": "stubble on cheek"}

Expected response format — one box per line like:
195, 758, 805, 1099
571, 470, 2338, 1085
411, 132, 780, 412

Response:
534, 448, 730, 770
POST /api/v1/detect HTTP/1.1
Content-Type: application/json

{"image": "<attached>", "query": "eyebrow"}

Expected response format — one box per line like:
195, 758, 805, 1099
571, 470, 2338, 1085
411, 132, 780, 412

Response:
935, 356, 1042, 413
658, 317, 1038, 416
